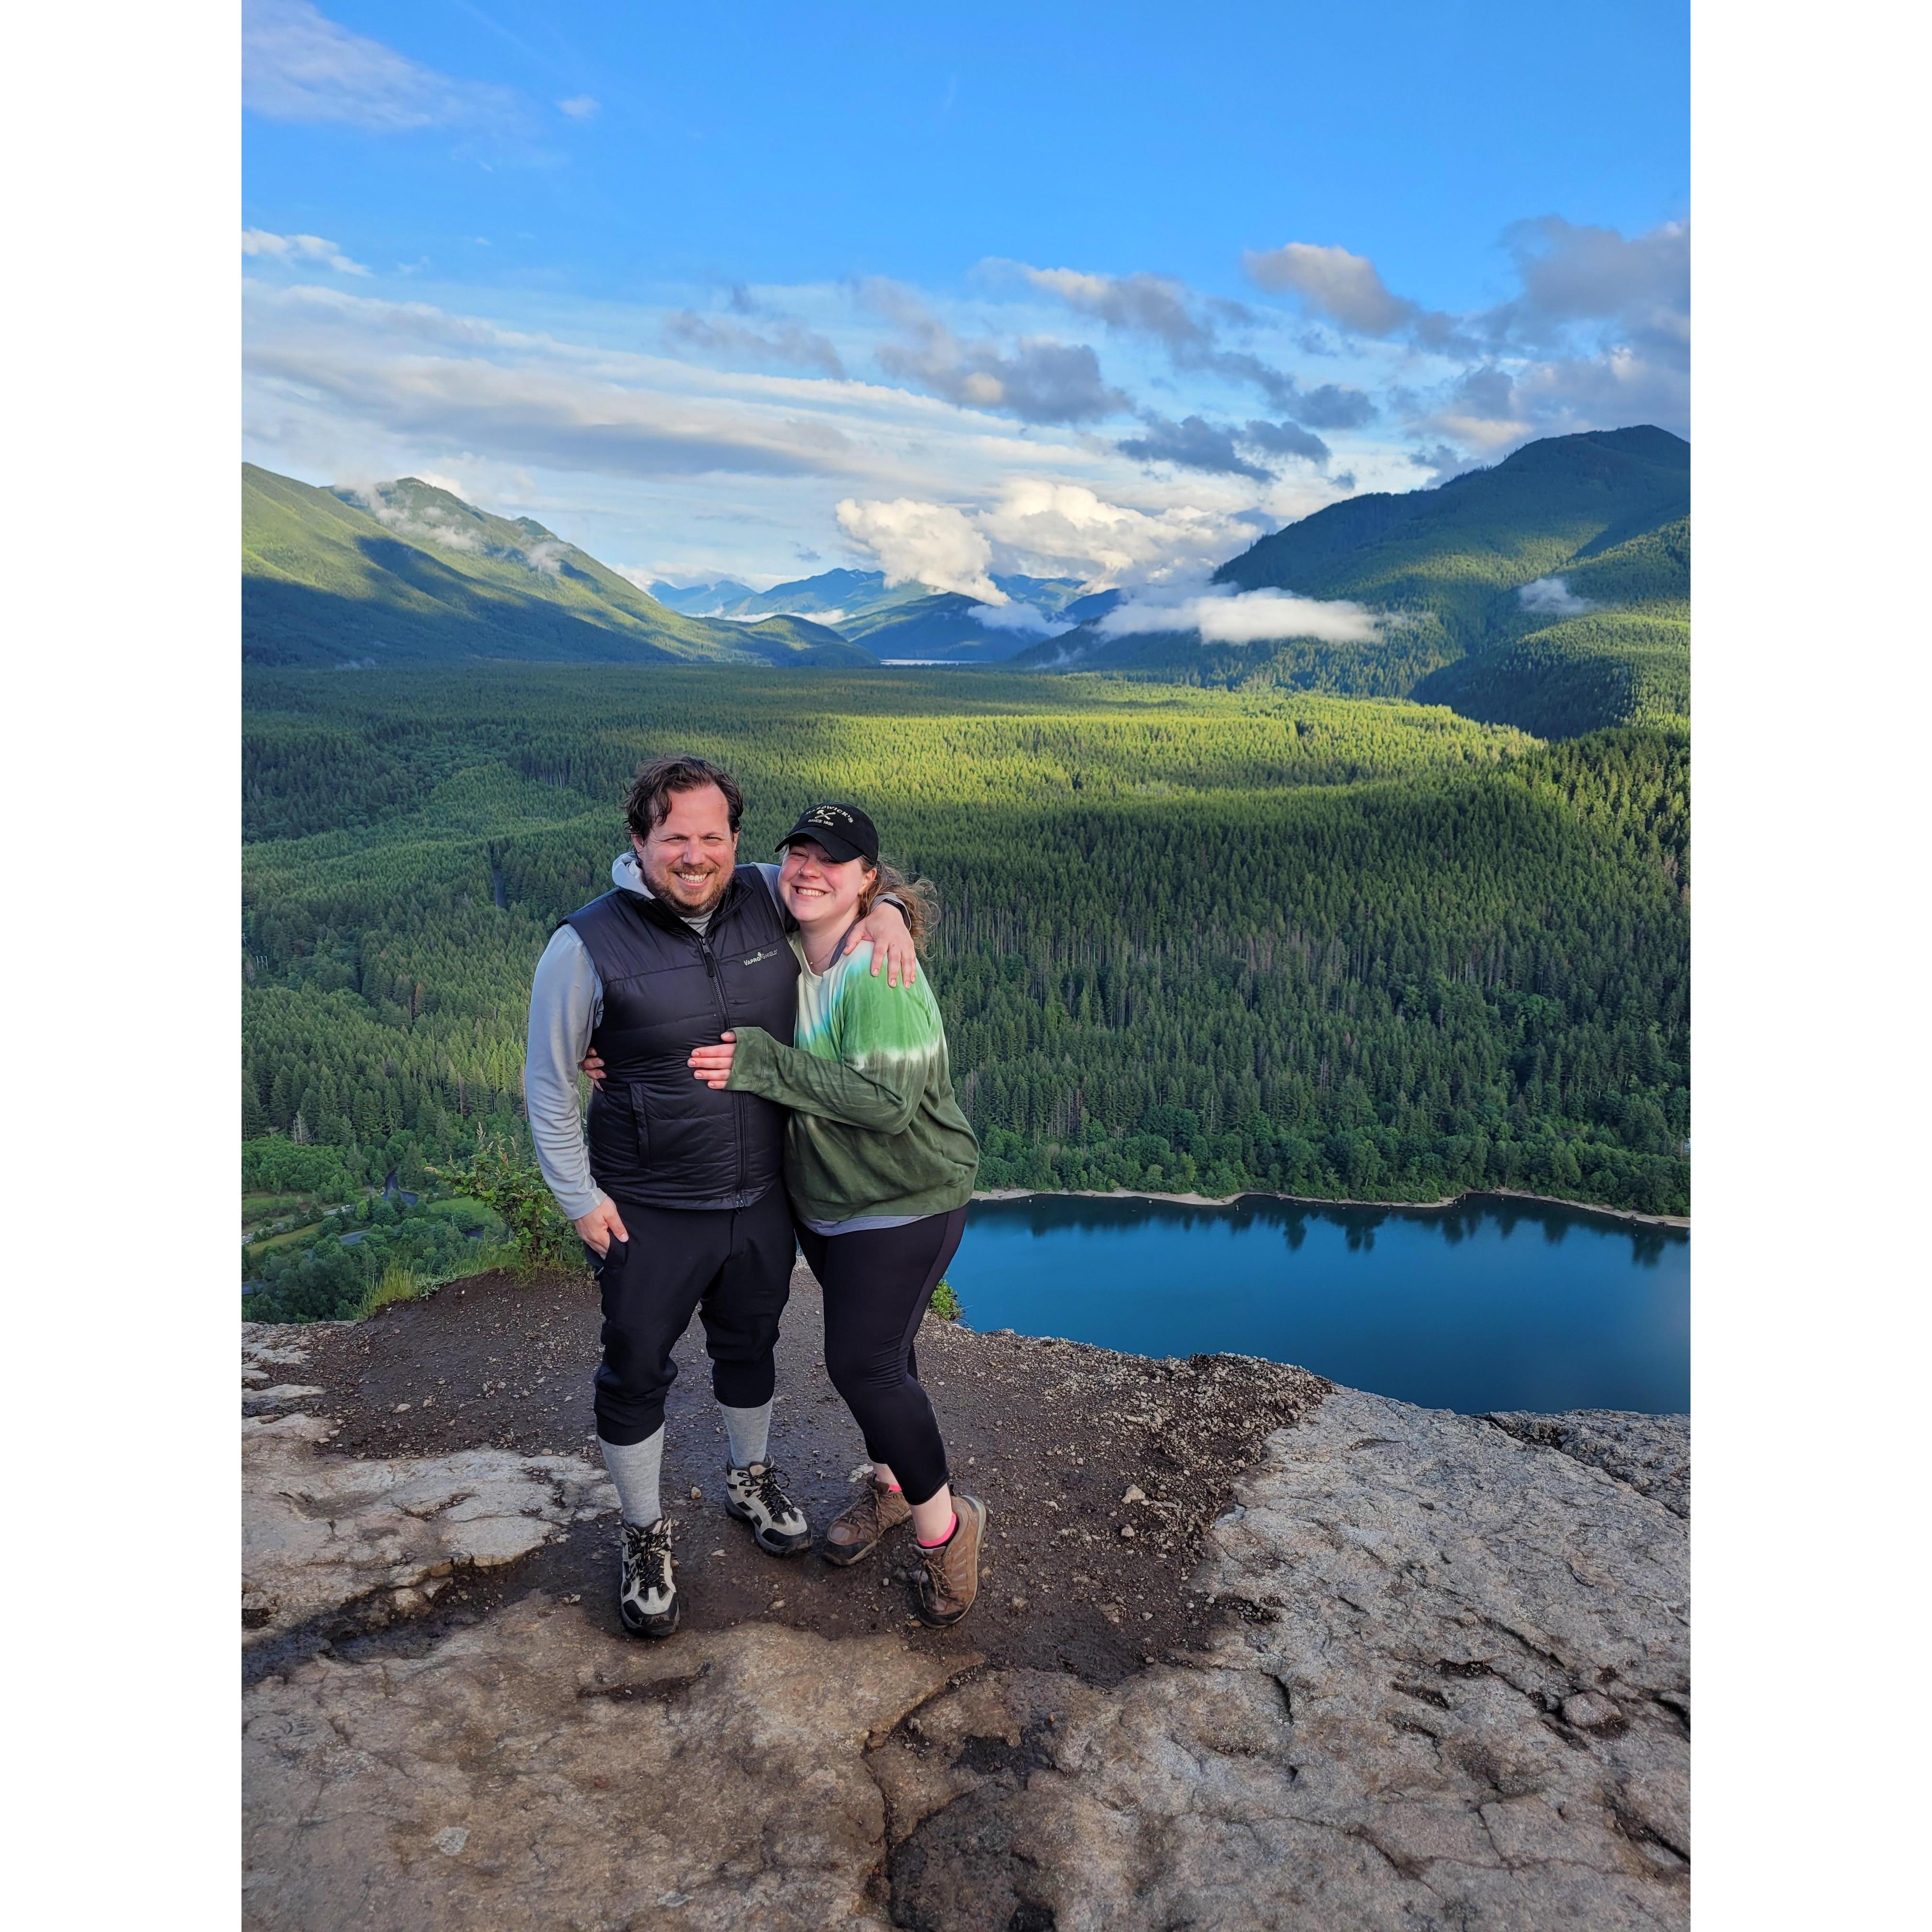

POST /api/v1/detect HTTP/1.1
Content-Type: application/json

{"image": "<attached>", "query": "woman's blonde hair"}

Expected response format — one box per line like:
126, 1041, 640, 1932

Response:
857, 857, 939, 941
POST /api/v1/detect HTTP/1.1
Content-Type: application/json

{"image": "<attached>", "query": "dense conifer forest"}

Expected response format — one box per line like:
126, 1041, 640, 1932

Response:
242, 663, 1688, 1315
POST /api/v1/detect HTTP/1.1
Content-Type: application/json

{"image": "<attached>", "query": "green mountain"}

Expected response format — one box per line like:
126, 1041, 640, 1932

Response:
1410, 518, 1690, 737
838, 575, 1085, 662
242, 466, 875, 669
827, 591, 1049, 662
1013, 427, 1690, 736
1216, 425, 1688, 605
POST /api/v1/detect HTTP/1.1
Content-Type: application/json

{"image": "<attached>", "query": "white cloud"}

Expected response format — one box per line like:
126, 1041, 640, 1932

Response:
256, 344, 857, 479
245, 282, 888, 480
1500, 216, 1689, 345
242, 228, 370, 276
1097, 584, 1384, 646
1518, 575, 1596, 619
1010, 260, 1310, 411
1019, 266, 1208, 352
965, 601, 1066, 635
835, 498, 1002, 600
865, 280, 1129, 425
340, 478, 576, 576
1243, 220, 1691, 467
243, 0, 521, 133
557, 95, 600, 120
1242, 242, 1420, 337
1117, 414, 1274, 481
339, 483, 485, 554
975, 480, 1261, 589
666, 309, 845, 378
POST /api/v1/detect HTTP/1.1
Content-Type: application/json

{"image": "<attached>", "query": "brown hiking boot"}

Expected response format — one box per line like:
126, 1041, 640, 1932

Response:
821, 1473, 911, 1567
912, 1495, 986, 1627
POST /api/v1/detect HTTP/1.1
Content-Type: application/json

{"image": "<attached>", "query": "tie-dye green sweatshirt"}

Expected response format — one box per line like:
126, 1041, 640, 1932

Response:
724, 937, 979, 1226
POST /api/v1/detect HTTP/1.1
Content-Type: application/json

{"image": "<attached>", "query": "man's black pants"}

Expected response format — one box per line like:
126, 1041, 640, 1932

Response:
589, 1188, 796, 1447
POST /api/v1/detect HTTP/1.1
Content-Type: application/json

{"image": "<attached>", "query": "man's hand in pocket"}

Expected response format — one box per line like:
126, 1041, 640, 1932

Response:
574, 1197, 629, 1258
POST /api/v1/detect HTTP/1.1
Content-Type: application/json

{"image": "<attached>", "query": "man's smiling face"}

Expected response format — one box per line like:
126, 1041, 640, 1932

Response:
632, 782, 739, 916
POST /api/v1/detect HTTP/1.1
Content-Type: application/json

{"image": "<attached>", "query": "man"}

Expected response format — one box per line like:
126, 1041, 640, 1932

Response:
524, 753, 918, 1639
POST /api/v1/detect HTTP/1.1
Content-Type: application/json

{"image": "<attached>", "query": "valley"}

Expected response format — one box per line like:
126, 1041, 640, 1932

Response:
241, 426, 1690, 1321
242, 663, 1688, 1319
246, 426, 1690, 739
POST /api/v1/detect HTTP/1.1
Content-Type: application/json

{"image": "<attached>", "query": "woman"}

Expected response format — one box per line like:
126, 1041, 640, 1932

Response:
685, 800, 985, 1627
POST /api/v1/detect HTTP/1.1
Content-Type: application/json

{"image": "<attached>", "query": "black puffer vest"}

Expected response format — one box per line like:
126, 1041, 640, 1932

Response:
566, 868, 799, 1211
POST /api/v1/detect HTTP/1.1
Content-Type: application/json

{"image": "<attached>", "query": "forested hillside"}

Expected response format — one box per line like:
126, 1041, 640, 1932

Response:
243, 666, 1690, 1303
1014, 428, 1690, 737
1409, 517, 1690, 735
242, 466, 874, 669
1215, 426, 1688, 607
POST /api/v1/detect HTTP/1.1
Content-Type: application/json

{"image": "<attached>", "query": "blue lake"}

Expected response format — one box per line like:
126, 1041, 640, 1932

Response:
946, 1194, 1689, 1416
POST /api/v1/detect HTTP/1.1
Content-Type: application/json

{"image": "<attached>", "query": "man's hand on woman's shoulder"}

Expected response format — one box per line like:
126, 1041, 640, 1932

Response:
846, 899, 917, 987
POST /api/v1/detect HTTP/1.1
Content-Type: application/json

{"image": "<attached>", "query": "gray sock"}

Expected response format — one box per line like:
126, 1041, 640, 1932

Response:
719, 1399, 772, 1470
599, 1427, 664, 1528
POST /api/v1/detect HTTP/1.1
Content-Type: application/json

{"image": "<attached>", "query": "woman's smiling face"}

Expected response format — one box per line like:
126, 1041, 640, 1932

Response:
778, 837, 873, 931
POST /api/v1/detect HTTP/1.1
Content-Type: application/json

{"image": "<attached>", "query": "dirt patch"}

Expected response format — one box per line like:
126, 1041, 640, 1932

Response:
274, 1262, 1328, 1686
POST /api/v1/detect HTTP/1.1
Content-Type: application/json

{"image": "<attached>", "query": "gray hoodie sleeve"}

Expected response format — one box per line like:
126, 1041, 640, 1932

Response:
523, 926, 608, 1221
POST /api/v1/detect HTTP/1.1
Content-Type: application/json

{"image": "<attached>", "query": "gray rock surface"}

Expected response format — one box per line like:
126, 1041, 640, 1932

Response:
242, 1330, 616, 1645
879, 1388, 1688, 1930
1483, 1409, 1690, 1519
242, 1334, 1687, 1929
245, 1608, 958, 1932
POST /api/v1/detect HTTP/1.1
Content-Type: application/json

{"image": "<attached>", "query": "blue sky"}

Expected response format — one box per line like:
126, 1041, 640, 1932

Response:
242, 0, 1689, 593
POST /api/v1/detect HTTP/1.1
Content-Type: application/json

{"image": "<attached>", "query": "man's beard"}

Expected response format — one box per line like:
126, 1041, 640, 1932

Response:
642, 853, 732, 915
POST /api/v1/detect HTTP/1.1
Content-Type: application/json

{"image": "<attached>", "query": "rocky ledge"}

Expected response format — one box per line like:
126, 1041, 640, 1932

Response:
242, 1270, 1688, 1931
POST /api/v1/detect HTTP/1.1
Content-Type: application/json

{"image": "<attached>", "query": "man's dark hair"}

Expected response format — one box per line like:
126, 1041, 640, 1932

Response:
625, 753, 746, 840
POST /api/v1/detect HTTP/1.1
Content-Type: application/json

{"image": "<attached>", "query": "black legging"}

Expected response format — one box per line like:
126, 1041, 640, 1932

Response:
795, 1206, 967, 1508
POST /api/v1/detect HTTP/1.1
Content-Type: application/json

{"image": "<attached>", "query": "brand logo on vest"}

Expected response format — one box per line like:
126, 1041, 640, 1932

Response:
739, 949, 780, 966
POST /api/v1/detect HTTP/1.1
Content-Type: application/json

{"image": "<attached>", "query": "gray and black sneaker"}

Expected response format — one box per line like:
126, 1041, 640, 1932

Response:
724, 1461, 812, 1557
618, 1517, 679, 1639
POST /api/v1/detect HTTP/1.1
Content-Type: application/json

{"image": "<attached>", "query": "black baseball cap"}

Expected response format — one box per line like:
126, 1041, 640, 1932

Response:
777, 801, 879, 866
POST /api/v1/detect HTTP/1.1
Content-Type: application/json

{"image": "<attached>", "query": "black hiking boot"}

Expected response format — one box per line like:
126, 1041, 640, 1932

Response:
618, 1517, 679, 1638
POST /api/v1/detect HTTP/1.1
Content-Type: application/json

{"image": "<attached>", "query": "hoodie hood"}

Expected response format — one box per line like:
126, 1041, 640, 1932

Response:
612, 847, 737, 930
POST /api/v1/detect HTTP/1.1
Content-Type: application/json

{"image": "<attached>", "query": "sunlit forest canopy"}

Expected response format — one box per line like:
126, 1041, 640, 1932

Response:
243, 665, 1689, 1254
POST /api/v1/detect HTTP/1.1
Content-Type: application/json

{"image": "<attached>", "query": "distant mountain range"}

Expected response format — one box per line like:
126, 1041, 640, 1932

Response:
649, 567, 1087, 661
241, 426, 1687, 736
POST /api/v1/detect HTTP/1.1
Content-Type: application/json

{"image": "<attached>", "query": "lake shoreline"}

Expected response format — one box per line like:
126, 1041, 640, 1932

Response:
970, 1182, 1690, 1232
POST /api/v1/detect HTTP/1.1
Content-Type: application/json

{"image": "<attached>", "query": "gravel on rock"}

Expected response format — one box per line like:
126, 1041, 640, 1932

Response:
269, 1262, 1329, 1684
